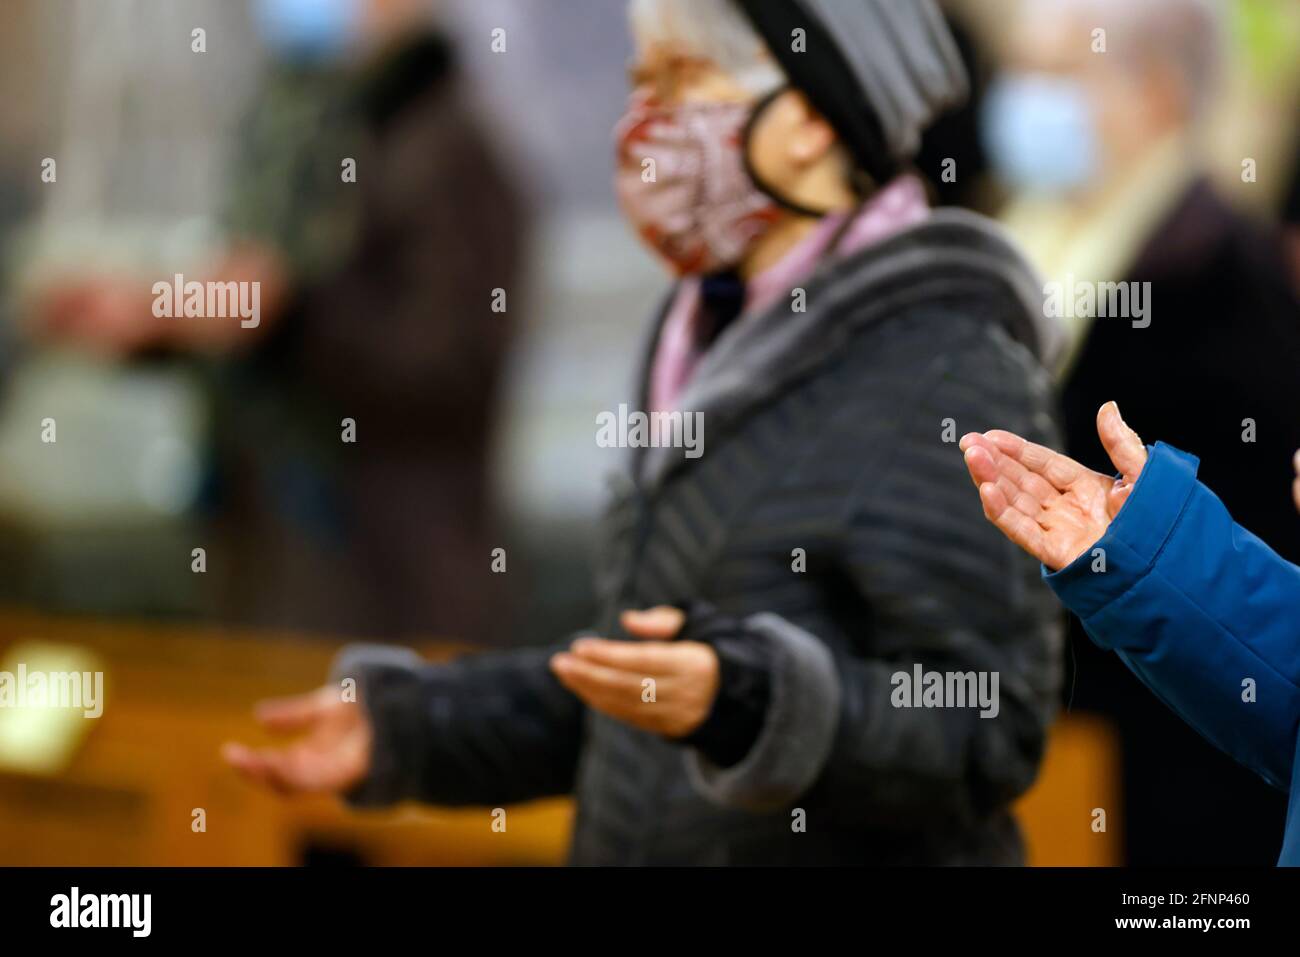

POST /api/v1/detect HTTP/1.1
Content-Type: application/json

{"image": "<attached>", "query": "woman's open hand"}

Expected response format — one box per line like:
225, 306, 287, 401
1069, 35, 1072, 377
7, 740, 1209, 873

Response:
1293, 450, 1300, 515
550, 606, 719, 738
222, 685, 372, 795
960, 402, 1148, 571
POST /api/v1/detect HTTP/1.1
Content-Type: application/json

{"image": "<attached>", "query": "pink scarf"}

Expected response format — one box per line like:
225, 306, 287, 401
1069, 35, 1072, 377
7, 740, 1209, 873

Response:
649, 175, 929, 413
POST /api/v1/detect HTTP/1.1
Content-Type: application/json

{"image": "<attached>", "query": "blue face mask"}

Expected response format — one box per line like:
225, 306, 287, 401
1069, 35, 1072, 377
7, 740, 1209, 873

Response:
252, 0, 363, 63
982, 73, 1100, 194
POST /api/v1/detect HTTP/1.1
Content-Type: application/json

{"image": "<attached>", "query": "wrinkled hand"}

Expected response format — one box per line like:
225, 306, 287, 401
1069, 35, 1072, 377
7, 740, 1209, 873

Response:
550, 606, 719, 738
960, 401, 1148, 571
1293, 450, 1300, 516
222, 685, 372, 795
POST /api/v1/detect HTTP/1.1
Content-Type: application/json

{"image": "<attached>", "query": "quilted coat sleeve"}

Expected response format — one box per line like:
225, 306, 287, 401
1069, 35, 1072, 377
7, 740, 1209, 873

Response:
330, 642, 585, 807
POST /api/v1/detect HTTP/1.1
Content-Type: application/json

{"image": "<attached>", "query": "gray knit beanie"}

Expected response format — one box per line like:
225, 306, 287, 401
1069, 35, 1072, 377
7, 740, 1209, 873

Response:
736, 0, 969, 183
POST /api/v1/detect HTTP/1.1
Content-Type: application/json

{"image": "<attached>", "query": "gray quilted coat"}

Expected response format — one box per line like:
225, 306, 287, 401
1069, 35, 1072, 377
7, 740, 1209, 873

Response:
334, 210, 1065, 865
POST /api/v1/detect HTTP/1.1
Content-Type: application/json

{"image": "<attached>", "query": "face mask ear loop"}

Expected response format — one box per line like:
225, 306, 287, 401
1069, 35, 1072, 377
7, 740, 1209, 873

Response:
741, 86, 834, 220
742, 87, 874, 263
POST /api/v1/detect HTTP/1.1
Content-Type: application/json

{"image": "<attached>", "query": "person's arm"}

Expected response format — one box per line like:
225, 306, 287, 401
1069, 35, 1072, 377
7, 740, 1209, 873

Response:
548, 322, 1062, 817
1044, 443, 1300, 789
331, 642, 585, 807
962, 403, 1300, 790
660, 328, 1061, 818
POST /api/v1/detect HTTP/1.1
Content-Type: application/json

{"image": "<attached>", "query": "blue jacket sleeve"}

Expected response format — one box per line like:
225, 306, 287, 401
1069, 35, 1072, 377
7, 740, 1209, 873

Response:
1044, 442, 1300, 790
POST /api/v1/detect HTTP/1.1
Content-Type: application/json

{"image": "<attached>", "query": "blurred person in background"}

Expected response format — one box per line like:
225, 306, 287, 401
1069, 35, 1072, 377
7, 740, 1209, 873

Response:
1284, 132, 1300, 296
226, 0, 1065, 866
34, 0, 526, 641
984, 0, 1300, 863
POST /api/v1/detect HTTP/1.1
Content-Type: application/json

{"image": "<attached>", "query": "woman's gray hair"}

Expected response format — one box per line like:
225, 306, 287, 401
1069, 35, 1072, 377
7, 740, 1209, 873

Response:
629, 0, 786, 94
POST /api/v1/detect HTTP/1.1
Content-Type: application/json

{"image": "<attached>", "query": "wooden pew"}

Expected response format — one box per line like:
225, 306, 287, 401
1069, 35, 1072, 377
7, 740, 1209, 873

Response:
0, 610, 1119, 865
0, 611, 570, 866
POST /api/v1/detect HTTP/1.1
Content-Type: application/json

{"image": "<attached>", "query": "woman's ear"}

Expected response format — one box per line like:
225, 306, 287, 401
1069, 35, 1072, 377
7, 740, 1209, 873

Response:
749, 89, 835, 176
788, 110, 838, 165
767, 90, 836, 166
747, 87, 857, 215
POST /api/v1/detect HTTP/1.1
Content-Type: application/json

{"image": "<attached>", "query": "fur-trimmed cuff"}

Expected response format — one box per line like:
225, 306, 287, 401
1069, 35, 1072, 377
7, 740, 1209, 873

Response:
329, 643, 425, 808
685, 613, 841, 811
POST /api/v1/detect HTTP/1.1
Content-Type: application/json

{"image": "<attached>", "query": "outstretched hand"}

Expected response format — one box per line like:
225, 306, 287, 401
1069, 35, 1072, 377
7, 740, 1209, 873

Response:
222, 685, 372, 795
960, 402, 1148, 571
1293, 450, 1300, 515
550, 606, 720, 738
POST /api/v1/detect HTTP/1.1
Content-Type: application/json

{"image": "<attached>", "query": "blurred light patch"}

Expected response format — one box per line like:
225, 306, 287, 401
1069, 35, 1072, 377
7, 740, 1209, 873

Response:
0, 640, 103, 775
0, 354, 207, 527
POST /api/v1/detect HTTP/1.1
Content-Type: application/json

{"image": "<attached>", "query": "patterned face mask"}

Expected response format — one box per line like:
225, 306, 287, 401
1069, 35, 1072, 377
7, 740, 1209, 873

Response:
614, 93, 783, 276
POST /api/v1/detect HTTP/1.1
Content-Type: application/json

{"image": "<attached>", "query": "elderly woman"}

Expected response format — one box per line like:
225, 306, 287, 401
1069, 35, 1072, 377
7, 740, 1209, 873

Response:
226, 0, 1064, 865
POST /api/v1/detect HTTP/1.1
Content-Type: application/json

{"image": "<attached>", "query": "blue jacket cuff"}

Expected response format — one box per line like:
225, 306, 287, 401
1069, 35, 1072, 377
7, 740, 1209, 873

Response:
1043, 442, 1201, 625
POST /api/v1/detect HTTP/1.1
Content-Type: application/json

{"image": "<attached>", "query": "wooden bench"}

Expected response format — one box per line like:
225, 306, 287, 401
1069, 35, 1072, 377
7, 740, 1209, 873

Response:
0, 610, 1119, 865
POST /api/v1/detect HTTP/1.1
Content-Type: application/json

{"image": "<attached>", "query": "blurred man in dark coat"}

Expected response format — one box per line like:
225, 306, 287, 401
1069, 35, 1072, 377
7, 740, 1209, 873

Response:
37, 0, 528, 642
987, 0, 1300, 864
